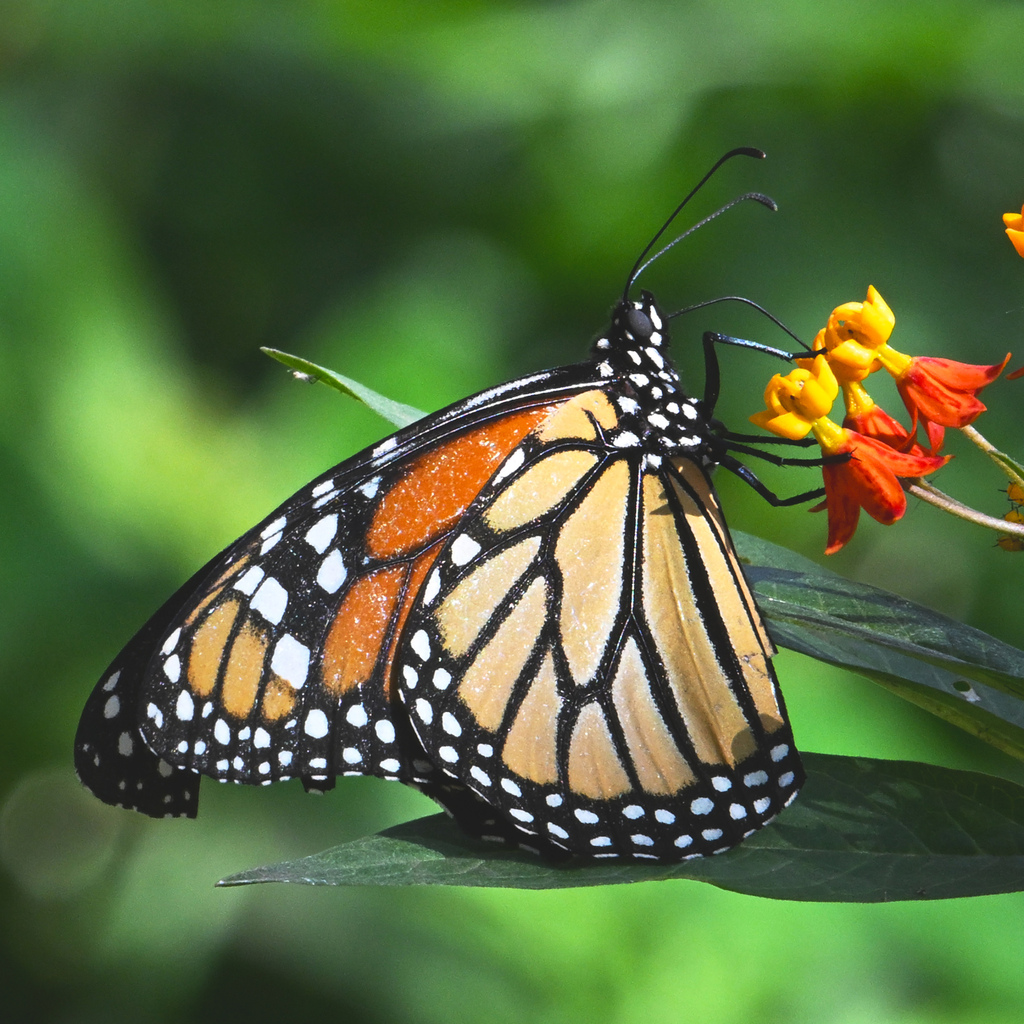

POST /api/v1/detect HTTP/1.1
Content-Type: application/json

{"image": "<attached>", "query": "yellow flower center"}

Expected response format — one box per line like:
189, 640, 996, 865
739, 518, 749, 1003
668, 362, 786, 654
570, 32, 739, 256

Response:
749, 354, 839, 440
809, 415, 847, 454
841, 380, 876, 420
815, 286, 896, 383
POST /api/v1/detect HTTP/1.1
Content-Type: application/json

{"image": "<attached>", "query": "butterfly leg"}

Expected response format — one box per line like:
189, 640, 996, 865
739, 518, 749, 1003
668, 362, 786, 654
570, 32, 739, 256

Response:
716, 429, 817, 448
717, 451, 828, 506
700, 330, 801, 416
720, 440, 844, 469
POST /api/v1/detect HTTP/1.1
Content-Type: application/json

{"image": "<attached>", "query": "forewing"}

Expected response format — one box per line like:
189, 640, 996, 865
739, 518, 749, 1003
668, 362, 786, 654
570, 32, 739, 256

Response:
75, 364, 599, 817
74, 560, 219, 817
396, 390, 803, 859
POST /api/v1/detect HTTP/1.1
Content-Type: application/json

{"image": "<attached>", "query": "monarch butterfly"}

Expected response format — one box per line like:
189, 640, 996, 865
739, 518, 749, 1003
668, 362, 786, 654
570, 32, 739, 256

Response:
76, 150, 812, 861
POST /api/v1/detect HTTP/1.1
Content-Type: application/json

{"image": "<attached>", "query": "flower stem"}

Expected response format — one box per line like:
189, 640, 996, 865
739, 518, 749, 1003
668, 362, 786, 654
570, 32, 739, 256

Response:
960, 424, 1024, 491
906, 478, 1024, 537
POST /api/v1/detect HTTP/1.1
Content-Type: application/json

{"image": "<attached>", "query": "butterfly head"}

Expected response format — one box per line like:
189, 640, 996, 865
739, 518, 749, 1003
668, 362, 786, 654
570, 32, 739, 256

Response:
622, 300, 659, 348
587, 291, 709, 459
599, 290, 665, 347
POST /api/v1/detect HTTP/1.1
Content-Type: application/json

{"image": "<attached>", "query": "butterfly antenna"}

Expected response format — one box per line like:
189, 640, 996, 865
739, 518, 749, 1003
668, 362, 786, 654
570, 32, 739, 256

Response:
623, 147, 769, 301
629, 192, 778, 297
670, 295, 809, 351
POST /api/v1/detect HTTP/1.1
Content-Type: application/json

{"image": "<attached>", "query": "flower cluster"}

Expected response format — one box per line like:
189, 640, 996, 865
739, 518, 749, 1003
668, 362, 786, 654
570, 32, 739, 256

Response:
751, 287, 1010, 553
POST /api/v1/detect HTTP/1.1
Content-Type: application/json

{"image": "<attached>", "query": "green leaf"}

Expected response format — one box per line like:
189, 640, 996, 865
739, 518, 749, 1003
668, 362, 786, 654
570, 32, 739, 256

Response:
261, 348, 426, 428
735, 533, 1024, 761
218, 754, 1024, 900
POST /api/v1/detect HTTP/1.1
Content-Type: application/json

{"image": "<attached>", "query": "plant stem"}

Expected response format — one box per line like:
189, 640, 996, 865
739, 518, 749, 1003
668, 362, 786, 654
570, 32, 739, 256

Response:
906, 478, 1024, 536
960, 424, 1024, 491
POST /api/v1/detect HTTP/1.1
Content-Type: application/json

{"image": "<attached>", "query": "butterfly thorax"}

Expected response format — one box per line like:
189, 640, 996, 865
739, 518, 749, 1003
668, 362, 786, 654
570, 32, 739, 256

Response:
590, 291, 710, 463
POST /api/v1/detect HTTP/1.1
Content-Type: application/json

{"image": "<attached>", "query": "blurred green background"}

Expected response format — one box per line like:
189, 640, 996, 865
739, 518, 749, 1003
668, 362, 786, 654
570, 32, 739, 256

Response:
2, 1, 1024, 1021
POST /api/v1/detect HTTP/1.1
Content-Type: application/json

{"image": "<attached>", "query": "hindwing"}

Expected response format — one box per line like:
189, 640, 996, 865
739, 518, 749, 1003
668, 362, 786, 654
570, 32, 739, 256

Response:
396, 389, 803, 858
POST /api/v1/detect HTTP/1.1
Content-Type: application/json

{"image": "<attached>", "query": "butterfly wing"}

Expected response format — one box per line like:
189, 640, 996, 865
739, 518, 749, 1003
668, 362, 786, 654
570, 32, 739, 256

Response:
75, 557, 225, 817
74, 364, 602, 817
395, 388, 803, 859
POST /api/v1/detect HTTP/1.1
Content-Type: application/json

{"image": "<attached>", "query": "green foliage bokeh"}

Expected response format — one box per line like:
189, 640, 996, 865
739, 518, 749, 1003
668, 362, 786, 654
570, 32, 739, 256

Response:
2, 2, 1024, 1022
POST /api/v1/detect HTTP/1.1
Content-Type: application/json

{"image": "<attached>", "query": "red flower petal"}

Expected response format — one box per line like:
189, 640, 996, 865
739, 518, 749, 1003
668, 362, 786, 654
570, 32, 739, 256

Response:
821, 466, 861, 555
896, 354, 1010, 430
846, 450, 908, 525
843, 403, 925, 455
922, 418, 945, 454
817, 429, 949, 553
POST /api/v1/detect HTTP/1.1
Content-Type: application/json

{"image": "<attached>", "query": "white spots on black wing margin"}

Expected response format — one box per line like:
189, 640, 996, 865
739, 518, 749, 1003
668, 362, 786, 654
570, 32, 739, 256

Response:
250, 577, 288, 625
260, 516, 287, 540
612, 432, 641, 449
372, 437, 398, 460
316, 550, 347, 594
492, 447, 525, 486
359, 476, 382, 499
304, 513, 338, 554
313, 487, 339, 509
303, 709, 329, 739
270, 634, 310, 689
450, 534, 482, 566
175, 689, 194, 721
422, 568, 442, 606
234, 566, 265, 596
345, 704, 368, 728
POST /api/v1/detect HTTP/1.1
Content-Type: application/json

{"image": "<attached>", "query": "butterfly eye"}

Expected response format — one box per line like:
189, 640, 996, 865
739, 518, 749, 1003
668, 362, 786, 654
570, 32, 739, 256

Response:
625, 307, 653, 340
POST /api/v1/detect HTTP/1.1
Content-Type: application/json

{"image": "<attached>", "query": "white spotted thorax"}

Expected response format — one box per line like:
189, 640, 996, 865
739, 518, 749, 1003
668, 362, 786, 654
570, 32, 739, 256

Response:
591, 292, 707, 464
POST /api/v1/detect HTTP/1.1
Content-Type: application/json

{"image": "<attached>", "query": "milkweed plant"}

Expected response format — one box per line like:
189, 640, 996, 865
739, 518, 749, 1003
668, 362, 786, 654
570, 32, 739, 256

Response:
220, 204, 1024, 902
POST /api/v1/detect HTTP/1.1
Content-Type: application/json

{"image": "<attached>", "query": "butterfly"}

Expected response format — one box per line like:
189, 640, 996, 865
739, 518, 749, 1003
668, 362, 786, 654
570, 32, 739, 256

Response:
75, 150, 809, 861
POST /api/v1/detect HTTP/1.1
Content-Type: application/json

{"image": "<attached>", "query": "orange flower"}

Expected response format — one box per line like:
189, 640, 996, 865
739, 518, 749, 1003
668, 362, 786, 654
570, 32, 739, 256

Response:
811, 286, 894, 384
751, 364, 949, 553
802, 288, 1010, 450
1004, 206, 1024, 258
749, 354, 839, 440
840, 380, 925, 454
893, 353, 1011, 452
814, 421, 950, 554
